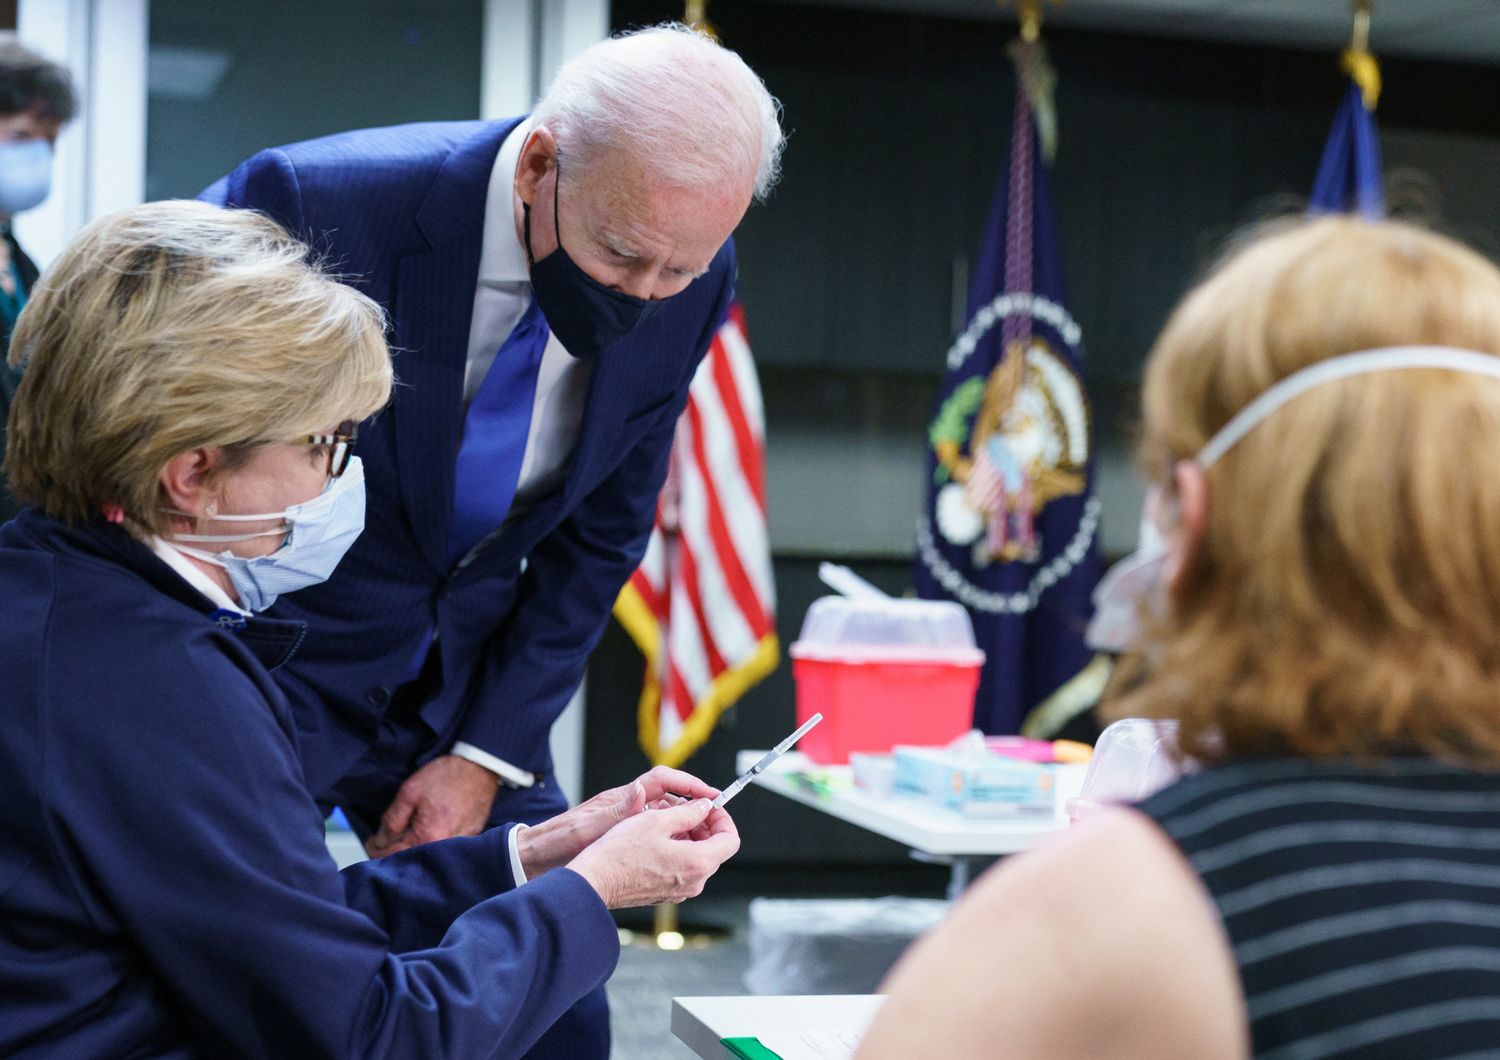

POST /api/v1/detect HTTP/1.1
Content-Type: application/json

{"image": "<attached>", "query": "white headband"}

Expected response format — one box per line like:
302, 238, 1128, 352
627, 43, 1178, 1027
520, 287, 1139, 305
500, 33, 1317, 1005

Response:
1197, 346, 1500, 469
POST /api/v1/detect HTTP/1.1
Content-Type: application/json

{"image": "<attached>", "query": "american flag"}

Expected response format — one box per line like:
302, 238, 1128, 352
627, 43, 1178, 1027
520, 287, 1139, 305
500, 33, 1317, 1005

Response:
614, 303, 779, 767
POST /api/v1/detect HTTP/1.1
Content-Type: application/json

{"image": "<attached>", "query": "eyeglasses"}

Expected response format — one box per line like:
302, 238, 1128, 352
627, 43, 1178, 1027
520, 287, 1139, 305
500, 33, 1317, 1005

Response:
297, 420, 358, 478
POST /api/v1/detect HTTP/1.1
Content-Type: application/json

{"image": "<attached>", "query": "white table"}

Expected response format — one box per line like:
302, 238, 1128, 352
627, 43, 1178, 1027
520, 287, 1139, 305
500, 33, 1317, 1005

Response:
737, 751, 1083, 895
672, 994, 883, 1059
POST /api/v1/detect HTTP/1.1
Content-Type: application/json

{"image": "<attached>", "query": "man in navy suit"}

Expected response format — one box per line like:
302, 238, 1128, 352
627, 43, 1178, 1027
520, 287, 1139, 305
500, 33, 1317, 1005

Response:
204, 25, 783, 1057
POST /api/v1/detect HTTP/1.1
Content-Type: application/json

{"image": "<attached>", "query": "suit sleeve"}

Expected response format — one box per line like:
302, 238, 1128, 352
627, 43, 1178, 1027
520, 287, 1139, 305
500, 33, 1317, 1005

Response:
199, 147, 309, 239
339, 825, 523, 952
46, 635, 618, 1059
454, 255, 737, 762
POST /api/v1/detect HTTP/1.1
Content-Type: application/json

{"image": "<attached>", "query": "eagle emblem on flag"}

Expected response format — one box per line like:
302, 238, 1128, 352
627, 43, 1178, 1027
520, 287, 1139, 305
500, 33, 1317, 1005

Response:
931, 333, 1089, 565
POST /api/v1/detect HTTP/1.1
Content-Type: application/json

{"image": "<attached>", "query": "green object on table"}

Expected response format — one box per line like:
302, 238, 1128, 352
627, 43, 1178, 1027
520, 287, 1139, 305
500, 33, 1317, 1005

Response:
790, 771, 847, 798
721, 1036, 783, 1059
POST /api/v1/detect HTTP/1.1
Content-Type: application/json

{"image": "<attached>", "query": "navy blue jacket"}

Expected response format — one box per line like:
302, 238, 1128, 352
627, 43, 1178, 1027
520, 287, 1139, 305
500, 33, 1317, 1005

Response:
202, 119, 735, 793
0, 510, 618, 1058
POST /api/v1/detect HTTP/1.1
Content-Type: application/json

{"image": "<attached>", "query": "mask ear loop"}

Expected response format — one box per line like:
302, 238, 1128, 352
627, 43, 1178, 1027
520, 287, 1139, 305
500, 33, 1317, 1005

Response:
552, 153, 563, 253
521, 151, 565, 267
162, 454, 358, 543
175, 511, 294, 522
159, 506, 289, 543
171, 528, 288, 543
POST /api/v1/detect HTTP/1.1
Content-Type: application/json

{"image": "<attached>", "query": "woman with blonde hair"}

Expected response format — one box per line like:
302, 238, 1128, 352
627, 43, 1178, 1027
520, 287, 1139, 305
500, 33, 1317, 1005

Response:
859, 216, 1500, 1058
0, 199, 738, 1057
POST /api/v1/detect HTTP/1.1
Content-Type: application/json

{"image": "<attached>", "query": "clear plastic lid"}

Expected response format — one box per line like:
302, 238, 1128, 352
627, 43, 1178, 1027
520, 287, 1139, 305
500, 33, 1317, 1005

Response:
789, 596, 984, 664
1066, 718, 1182, 819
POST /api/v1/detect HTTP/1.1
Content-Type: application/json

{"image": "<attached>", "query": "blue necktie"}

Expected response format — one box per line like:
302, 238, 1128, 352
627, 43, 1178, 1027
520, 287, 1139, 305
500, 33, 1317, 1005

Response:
448, 297, 549, 564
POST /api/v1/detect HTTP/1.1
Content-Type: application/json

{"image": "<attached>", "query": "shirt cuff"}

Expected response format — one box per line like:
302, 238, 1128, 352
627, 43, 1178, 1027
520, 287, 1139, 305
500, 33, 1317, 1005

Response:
451, 741, 536, 788
507, 823, 530, 887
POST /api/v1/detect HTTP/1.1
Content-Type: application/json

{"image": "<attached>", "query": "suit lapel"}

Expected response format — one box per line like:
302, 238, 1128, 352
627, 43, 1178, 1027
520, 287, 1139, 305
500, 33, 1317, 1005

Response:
474, 347, 634, 571
389, 119, 520, 575
561, 346, 634, 505
390, 251, 472, 574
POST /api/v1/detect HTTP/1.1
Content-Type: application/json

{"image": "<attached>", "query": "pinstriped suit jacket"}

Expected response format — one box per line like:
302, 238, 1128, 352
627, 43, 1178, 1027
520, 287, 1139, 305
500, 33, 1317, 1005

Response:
202, 118, 735, 796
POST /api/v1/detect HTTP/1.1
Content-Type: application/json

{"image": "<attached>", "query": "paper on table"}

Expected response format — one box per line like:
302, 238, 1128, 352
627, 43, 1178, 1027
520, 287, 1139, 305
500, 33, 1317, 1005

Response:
757, 1029, 864, 1060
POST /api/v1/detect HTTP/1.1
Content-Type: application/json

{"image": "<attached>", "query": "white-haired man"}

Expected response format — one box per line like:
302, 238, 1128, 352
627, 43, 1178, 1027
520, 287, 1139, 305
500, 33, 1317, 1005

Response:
203, 25, 783, 1057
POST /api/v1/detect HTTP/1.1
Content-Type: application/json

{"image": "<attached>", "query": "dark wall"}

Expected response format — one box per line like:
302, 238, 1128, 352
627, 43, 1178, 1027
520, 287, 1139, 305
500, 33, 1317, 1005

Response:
148, 0, 483, 201
618, 0, 1500, 437
588, 1, 1500, 883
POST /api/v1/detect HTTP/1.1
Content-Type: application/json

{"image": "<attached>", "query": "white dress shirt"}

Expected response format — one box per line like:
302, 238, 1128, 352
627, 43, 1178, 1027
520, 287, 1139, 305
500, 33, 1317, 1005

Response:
461, 117, 592, 515
451, 118, 592, 790
151, 538, 249, 616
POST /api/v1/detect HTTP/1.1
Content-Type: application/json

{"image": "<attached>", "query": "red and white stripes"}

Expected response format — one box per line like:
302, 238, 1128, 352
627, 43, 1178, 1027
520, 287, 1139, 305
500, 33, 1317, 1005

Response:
616, 304, 779, 767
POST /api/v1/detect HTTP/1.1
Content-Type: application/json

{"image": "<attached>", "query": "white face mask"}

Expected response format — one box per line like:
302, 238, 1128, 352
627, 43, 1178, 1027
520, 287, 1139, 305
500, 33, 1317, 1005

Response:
1085, 497, 1169, 653
1085, 346, 1500, 653
166, 456, 366, 612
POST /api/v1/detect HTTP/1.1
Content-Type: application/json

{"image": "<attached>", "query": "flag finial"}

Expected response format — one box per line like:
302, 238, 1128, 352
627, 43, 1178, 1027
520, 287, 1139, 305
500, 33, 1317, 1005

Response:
1348, 0, 1373, 57
1019, 0, 1042, 43
1003, 0, 1046, 43
684, 0, 719, 42
1342, 0, 1381, 109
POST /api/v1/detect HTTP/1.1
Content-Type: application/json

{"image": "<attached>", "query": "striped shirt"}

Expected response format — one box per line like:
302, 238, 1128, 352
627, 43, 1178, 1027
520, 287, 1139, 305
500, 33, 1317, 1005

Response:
1136, 757, 1500, 1059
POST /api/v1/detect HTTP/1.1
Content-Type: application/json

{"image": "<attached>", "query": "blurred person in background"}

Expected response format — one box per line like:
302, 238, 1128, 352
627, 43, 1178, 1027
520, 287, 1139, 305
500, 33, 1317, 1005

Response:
0, 199, 738, 1059
0, 34, 74, 523
859, 216, 1500, 1058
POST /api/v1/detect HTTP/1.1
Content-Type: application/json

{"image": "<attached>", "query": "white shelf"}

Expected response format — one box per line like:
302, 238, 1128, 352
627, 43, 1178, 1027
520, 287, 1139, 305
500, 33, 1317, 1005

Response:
735, 751, 1079, 858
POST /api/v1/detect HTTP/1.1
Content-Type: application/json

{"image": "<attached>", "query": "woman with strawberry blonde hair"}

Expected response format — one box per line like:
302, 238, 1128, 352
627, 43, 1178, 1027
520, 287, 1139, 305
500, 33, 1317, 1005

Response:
859, 216, 1500, 1059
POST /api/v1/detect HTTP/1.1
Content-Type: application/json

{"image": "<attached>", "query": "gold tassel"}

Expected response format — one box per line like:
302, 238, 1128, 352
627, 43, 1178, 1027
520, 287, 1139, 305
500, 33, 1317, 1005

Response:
1341, 49, 1381, 111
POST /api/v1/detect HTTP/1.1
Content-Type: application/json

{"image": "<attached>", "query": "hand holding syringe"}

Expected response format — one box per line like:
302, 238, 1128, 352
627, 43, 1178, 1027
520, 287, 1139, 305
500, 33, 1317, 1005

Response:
661, 713, 825, 818
712, 713, 824, 807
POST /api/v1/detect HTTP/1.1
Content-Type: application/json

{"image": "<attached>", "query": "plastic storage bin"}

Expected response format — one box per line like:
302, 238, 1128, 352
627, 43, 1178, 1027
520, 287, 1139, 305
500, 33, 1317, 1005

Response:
789, 596, 984, 764
1065, 718, 1183, 824
745, 897, 950, 995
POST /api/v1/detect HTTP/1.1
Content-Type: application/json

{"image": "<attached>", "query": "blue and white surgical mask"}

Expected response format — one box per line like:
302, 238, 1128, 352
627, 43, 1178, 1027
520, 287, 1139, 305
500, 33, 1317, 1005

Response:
1085, 346, 1500, 653
167, 456, 366, 612
0, 140, 53, 215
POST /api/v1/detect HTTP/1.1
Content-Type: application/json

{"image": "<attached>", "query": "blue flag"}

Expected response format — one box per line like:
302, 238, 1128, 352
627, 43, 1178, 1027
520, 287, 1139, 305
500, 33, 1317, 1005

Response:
1310, 73, 1383, 217
914, 43, 1101, 736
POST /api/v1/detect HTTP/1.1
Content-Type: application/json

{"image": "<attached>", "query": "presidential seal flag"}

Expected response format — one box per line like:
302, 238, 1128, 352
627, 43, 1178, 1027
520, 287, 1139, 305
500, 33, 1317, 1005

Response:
1309, 27, 1383, 217
915, 38, 1103, 737
615, 303, 779, 767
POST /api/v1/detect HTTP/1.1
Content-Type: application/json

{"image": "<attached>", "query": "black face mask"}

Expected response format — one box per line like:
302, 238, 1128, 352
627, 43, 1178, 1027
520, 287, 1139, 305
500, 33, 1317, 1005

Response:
523, 161, 666, 358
